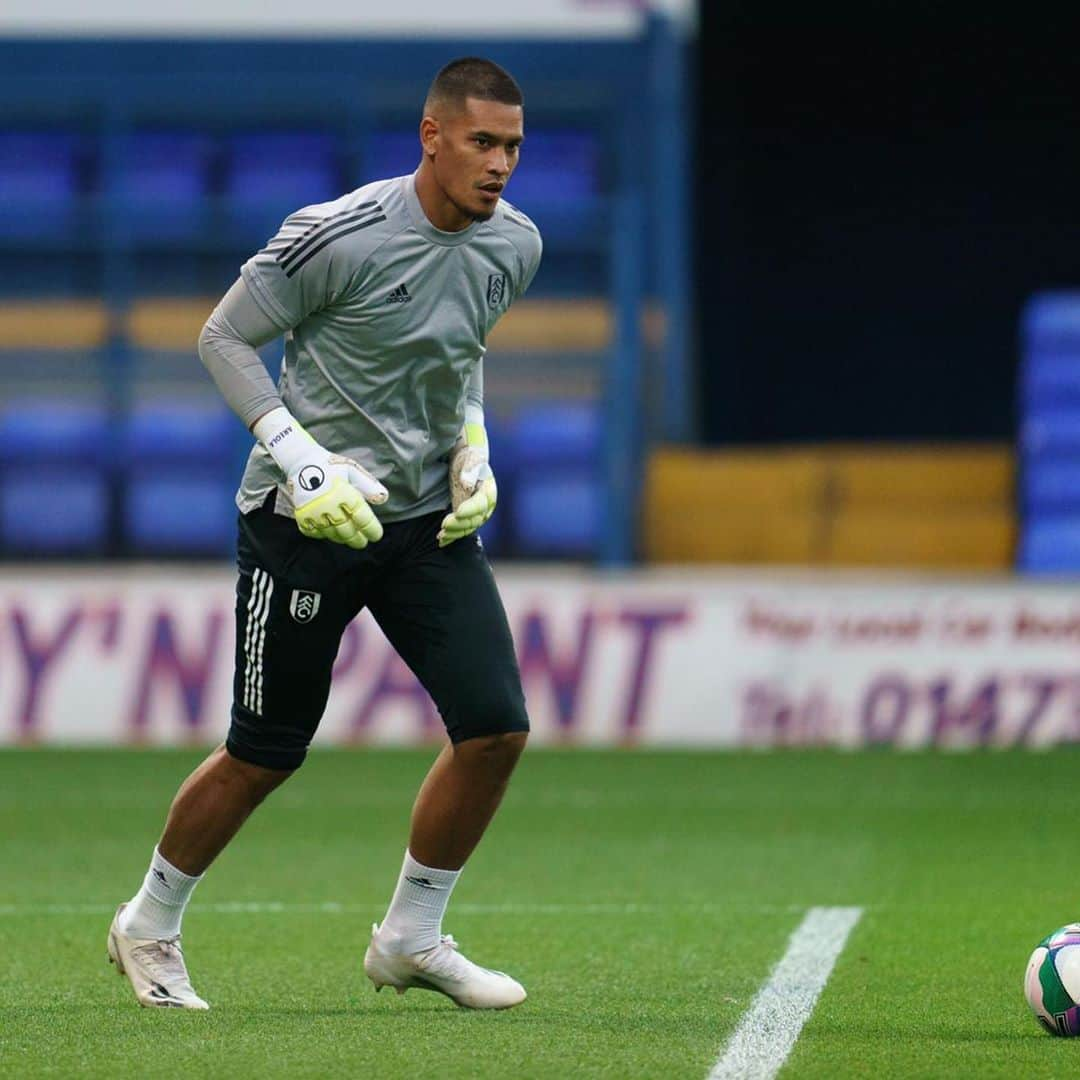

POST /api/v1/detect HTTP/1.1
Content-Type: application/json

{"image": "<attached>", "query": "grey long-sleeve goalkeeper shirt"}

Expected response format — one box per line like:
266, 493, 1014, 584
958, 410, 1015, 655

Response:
198, 171, 542, 523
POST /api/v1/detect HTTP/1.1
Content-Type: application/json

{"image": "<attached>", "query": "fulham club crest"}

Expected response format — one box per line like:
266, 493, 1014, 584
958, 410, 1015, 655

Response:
486, 273, 506, 308
289, 589, 321, 624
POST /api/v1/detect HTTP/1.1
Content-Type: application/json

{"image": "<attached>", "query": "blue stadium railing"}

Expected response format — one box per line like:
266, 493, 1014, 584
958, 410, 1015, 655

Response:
0, 22, 691, 564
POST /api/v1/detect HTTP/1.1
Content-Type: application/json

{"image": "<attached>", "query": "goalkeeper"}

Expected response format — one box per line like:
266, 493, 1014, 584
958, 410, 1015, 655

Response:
107, 57, 540, 1012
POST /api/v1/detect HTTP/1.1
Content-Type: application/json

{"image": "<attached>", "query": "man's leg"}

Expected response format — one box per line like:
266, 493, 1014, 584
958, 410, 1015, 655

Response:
372, 734, 527, 965
109, 502, 359, 1009
119, 746, 289, 929
363, 521, 531, 1008
159, 745, 292, 875
408, 732, 527, 870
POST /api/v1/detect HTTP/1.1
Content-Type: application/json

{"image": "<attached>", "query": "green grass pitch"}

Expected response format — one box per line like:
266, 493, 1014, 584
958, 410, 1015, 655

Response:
1, 748, 1079, 1078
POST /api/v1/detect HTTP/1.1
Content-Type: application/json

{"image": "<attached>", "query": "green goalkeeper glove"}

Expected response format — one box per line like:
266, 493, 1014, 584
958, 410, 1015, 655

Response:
254, 406, 388, 549
437, 422, 497, 548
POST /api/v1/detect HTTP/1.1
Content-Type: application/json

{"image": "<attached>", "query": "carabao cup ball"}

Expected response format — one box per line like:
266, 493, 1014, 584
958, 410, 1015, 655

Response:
1024, 924, 1080, 1036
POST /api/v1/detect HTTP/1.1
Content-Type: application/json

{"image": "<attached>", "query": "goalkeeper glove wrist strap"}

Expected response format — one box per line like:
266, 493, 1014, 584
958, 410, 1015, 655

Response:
463, 421, 488, 450
252, 406, 316, 474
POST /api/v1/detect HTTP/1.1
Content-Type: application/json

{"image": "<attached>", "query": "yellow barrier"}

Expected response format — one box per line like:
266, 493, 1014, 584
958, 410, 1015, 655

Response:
125, 298, 214, 350
122, 298, 624, 353
1, 296, 656, 354
827, 509, 1015, 569
827, 444, 1012, 505
0, 301, 110, 349
647, 447, 827, 509
645, 444, 1015, 568
646, 505, 823, 564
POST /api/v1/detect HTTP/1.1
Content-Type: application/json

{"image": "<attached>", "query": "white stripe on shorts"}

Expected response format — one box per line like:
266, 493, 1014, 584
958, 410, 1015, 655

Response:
254, 572, 273, 714
242, 568, 261, 710
243, 567, 273, 714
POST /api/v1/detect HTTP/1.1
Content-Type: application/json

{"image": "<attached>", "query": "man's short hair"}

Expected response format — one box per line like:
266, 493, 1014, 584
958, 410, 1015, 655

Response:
424, 57, 523, 114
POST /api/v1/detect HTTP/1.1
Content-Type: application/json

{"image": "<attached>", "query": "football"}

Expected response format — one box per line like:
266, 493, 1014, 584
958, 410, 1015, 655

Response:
1024, 925, 1080, 1036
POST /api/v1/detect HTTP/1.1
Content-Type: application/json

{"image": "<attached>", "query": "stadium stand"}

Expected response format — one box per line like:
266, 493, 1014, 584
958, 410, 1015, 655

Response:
510, 401, 602, 556
122, 474, 237, 555
0, 36, 689, 562
0, 399, 112, 555
120, 400, 239, 556
0, 132, 81, 241
223, 132, 342, 238
1018, 292, 1080, 572
116, 133, 213, 241
1, 469, 110, 554
361, 132, 424, 187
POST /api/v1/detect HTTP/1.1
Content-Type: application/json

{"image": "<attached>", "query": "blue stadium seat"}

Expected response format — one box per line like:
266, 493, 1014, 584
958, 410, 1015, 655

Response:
510, 401, 602, 555
1023, 293, 1080, 352
123, 472, 236, 555
512, 473, 601, 556
1023, 461, 1080, 512
116, 133, 212, 240
1018, 515, 1080, 574
224, 133, 340, 236
0, 133, 81, 239
1022, 350, 1080, 410
1019, 294, 1080, 570
361, 130, 600, 213
0, 399, 110, 465
1020, 410, 1080, 458
0, 467, 108, 553
123, 400, 236, 464
513, 401, 602, 466
362, 132, 420, 183
120, 401, 238, 554
507, 132, 600, 207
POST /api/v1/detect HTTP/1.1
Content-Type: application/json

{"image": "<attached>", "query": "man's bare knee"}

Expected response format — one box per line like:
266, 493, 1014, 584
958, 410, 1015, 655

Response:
218, 744, 293, 804
454, 731, 528, 777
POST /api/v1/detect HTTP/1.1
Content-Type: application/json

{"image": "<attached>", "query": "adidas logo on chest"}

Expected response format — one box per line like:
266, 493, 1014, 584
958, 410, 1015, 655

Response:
384, 283, 412, 304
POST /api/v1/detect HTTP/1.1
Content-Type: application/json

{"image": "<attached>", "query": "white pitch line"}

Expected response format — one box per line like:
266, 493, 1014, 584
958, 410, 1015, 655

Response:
0, 901, 809, 918
709, 906, 862, 1080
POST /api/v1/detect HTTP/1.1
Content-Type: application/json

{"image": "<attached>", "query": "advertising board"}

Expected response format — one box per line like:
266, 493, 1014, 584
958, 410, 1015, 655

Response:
2, 568, 1078, 748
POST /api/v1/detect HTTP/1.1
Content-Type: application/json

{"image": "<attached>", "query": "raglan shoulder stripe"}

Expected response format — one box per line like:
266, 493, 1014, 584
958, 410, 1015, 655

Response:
502, 207, 533, 229
282, 213, 388, 278
275, 201, 384, 270
499, 200, 540, 232
260, 214, 323, 252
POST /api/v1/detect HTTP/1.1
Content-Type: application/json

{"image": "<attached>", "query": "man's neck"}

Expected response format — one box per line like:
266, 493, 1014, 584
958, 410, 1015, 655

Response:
414, 163, 472, 233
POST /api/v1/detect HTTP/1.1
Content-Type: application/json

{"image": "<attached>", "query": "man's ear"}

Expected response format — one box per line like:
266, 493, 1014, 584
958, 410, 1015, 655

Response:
420, 115, 440, 158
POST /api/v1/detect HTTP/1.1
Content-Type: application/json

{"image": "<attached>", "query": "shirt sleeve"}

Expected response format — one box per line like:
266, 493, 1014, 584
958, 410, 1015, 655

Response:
464, 358, 484, 428
198, 277, 286, 430
516, 230, 543, 299
239, 208, 362, 330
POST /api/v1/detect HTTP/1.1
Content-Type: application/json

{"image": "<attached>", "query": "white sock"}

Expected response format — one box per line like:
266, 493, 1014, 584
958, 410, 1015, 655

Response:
377, 850, 461, 955
118, 847, 202, 940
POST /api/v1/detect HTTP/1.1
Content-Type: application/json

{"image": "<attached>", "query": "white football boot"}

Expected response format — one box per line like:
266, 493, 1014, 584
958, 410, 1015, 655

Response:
364, 923, 526, 1010
107, 904, 209, 1010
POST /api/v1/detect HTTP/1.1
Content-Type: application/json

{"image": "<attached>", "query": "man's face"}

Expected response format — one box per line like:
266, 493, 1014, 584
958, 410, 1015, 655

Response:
423, 97, 524, 222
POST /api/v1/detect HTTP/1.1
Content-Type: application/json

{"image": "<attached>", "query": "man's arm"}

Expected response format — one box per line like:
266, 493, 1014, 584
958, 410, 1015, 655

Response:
198, 275, 387, 548
197, 278, 285, 431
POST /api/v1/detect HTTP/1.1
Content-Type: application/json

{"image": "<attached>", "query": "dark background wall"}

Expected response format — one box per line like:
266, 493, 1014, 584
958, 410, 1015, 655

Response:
696, 5, 1079, 444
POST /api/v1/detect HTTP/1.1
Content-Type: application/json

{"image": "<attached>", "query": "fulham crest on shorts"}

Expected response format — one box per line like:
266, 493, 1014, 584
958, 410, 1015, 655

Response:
290, 589, 321, 624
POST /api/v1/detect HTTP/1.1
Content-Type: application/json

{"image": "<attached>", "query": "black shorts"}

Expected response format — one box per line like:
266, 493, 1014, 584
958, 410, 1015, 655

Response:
227, 497, 528, 770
